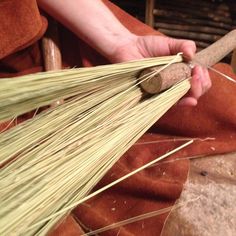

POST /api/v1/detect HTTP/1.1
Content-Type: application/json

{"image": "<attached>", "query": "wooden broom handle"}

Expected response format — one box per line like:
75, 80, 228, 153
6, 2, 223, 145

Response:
42, 18, 62, 71
42, 17, 64, 106
140, 29, 236, 94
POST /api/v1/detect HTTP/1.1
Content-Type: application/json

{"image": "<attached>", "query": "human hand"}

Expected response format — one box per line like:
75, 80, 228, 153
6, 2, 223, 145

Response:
38, 0, 210, 106
108, 34, 211, 106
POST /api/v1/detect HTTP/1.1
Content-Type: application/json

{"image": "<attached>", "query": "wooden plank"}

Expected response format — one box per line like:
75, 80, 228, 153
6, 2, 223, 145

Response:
231, 49, 236, 73
42, 18, 62, 71
42, 16, 64, 107
145, 0, 155, 27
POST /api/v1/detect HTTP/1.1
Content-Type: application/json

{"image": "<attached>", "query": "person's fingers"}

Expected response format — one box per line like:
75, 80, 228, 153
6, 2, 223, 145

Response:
178, 97, 197, 106
178, 65, 212, 106
201, 67, 212, 93
177, 72, 201, 107
135, 35, 212, 107
190, 66, 203, 99
167, 38, 196, 60
192, 66, 211, 95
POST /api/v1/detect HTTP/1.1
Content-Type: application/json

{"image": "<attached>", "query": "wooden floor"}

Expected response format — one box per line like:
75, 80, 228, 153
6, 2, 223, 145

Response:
161, 152, 236, 236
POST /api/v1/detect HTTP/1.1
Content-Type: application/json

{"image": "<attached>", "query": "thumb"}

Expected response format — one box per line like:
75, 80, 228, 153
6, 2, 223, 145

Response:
167, 38, 196, 60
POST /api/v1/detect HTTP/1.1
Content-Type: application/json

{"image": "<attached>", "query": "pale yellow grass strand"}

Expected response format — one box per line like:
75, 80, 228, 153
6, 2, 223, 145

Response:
83, 197, 200, 236
135, 137, 216, 145
26, 140, 193, 231
0, 55, 183, 121
208, 65, 236, 83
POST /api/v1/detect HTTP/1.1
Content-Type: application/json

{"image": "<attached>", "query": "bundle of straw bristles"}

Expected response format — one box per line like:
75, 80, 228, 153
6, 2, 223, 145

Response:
0, 54, 190, 235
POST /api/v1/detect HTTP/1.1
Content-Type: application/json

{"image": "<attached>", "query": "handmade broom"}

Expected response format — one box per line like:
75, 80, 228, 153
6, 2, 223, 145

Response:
0, 30, 235, 235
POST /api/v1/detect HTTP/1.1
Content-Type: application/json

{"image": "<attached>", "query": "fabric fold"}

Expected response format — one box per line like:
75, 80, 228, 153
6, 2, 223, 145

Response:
0, 0, 47, 60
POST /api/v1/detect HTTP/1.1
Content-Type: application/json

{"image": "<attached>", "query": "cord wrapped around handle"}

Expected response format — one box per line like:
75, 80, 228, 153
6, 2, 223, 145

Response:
140, 29, 236, 94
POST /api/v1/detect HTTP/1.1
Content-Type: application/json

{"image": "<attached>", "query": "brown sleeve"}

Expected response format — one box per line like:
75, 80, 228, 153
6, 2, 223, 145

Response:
0, 0, 47, 59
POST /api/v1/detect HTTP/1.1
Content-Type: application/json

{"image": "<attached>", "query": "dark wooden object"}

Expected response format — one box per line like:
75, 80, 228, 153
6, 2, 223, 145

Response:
41, 17, 64, 107
145, 0, 155, 27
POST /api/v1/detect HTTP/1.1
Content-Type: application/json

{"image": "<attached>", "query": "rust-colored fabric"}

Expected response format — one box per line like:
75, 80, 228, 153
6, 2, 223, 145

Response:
0, 0, 47, 60
0, 1, 236, 236
48, 215, 84, 236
